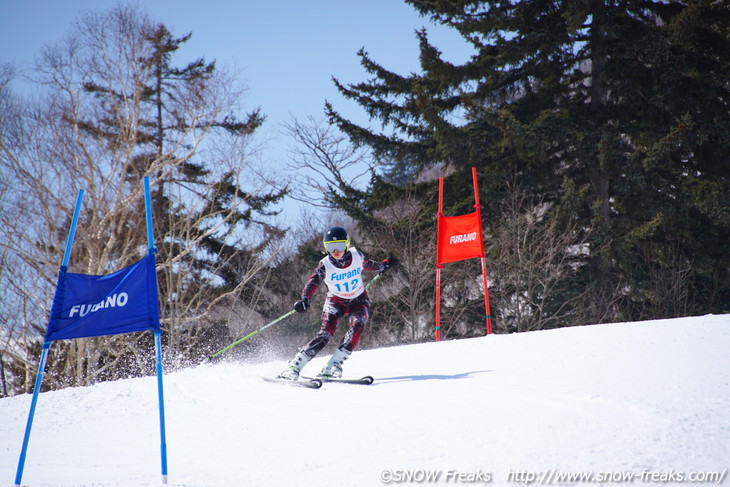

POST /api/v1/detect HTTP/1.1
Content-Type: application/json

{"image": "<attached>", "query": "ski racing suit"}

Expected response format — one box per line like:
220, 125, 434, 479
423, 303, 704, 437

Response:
298, 247, 384, 359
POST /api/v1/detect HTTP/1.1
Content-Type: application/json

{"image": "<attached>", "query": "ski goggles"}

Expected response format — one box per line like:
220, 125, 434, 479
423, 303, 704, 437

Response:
324, 240, 348, 254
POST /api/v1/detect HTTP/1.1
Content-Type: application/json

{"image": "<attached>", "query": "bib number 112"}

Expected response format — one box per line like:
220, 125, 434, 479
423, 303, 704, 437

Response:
333, 278, 359, 294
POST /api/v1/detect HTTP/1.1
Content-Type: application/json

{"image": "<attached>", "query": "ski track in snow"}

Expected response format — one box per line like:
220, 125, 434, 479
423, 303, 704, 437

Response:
1, 314, 729, 486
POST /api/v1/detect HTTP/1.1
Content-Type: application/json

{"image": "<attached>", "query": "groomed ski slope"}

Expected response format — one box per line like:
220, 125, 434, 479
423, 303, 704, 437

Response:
1, 314, 729, 487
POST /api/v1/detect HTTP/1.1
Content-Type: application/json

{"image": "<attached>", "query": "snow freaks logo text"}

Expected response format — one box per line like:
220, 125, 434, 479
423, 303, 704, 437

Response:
68, 292, 130, 318
380, 469, 492, 484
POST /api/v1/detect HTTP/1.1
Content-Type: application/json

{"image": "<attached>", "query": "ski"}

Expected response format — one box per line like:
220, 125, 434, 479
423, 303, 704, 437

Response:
302, 375, 374, 385
262, 377, 322, 389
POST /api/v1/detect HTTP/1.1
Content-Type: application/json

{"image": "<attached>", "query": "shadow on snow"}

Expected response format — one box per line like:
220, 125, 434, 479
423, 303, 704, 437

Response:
373, 370, 492, 384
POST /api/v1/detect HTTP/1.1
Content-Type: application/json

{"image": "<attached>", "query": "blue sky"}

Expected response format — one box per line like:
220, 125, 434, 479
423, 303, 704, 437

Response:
1, 1, 473, 218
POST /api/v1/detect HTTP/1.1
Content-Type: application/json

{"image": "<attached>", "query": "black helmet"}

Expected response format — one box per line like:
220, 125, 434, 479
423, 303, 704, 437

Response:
323, 226, 350, 254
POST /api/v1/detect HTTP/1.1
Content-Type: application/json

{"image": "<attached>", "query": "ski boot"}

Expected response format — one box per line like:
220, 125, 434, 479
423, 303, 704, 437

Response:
277, 350, 310, 381
318, 347, 351, 379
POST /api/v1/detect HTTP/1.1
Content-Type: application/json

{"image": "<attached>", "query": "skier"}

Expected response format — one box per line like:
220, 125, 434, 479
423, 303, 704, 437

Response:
278, 226, 398, 380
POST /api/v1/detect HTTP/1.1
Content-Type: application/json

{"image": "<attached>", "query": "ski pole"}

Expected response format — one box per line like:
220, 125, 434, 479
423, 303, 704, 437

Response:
208, 272, 384, 361
208, 309, 297, 360
365, 272, 382, 290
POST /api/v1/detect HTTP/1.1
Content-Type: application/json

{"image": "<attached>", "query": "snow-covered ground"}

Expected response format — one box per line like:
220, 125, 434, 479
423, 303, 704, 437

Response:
2, 314, 729, 487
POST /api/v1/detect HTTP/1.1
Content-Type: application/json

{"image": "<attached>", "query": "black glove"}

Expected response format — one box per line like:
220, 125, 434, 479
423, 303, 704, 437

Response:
381, 256, 399, 273
294, 297, 310, 313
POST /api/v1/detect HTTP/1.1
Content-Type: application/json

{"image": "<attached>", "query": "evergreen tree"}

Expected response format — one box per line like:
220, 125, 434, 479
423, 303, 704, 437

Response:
0, 6, 285, 390
326, 0, 730, 326
78, 16, 286, 344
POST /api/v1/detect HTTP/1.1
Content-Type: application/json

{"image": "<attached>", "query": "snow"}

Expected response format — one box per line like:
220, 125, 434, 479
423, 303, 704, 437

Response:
2, 314, 729, 487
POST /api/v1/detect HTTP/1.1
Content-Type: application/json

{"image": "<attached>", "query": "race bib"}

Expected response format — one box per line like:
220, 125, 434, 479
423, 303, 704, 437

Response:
322, 248, 365, 299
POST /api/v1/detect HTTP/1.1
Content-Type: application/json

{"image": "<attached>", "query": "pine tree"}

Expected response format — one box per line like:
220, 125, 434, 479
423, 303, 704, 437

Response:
326, 0, 730, 326
136, 25, 284, 348
0, 6, 286, 390
82, 21, 281, 278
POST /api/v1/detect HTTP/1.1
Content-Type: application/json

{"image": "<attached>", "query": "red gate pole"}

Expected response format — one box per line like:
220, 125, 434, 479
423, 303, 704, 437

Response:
435, 177, 444, 341
472, 167, 493, 334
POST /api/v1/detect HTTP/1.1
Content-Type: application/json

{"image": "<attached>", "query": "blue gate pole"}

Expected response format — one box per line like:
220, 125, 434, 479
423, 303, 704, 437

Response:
143, 177, 155, 254
144, 177, 168, 483
14, 343, 50, 487
61, 190, 85, 269
15, 189, 85, 486
154, 329, 168, 484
